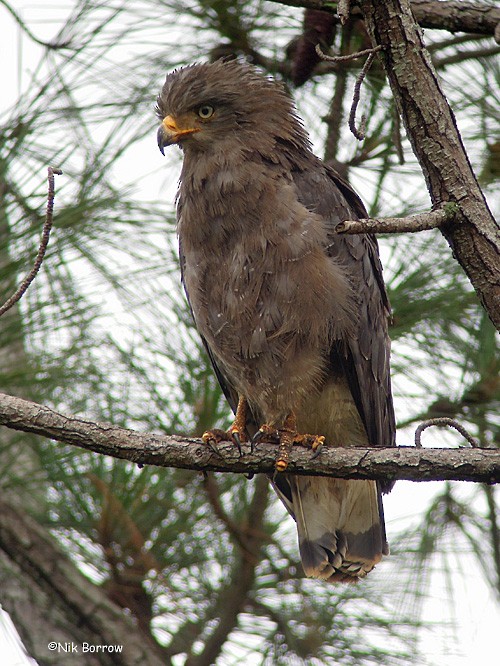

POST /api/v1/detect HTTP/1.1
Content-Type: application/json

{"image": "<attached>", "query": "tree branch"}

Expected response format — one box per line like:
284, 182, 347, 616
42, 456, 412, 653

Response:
359, 0, 500, 330
268, 1, 500, 37
0, 167, 61, 318
0, 500, 167, 666
0, 392, 498, 483
335, 205, 457, 234
409, 0, 500, 37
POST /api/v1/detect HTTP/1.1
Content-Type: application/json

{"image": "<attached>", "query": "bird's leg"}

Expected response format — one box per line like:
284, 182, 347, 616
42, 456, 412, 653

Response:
254, 412, 325, 472
275, 412, 297, 473
202, 395, 248, 456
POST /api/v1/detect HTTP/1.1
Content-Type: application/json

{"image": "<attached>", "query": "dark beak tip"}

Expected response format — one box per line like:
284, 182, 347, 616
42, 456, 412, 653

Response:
157, 126, 166, 156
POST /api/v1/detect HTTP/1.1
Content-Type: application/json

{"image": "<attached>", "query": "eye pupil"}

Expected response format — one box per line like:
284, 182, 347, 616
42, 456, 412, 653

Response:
198, 105, 214, 119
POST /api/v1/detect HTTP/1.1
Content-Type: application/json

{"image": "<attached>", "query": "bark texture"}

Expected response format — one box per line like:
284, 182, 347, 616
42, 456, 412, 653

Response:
336, 207, 456, 234
359, 0, 500, 329
0, 501, 167, 666
0, 392, 498, 483
269, 1, 500, 37
410, 0, 500, 36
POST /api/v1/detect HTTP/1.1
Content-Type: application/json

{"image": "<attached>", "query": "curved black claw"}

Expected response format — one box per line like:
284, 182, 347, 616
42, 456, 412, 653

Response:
251, 426, 280, 452
203, 437, 223, 458
232, 430, 243, 457
251, 429, 265, 447
310, 440, 324, 460
250, 430, 262, 453
203, 428, 246, 457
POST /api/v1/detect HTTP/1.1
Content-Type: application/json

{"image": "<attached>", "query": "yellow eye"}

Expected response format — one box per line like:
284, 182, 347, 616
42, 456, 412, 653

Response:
197, 105, 214, 119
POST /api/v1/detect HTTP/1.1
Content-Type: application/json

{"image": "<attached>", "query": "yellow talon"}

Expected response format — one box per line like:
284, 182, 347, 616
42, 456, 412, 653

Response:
311, 435, 325, 452
202, 431, 214, 444
275, 458, 288, 473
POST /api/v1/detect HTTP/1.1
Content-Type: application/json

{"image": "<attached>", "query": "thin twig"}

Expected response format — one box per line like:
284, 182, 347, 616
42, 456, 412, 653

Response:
0, 167, 62, 318
348, 51, 378, 140
415, 417, 480, 448
315, 44, 383, 141
335, 205, 458, 234
315, 43, 383, 63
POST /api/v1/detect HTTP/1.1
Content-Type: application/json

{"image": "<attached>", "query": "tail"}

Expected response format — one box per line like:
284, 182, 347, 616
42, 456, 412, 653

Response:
275, 476, 388, 582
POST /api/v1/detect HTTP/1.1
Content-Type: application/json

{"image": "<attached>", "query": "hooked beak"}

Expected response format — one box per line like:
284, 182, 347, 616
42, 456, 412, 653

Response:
157, 115, 200, 154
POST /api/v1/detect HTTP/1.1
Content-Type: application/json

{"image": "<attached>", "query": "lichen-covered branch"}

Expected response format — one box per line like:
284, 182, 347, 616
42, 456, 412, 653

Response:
0, 392, 498, 483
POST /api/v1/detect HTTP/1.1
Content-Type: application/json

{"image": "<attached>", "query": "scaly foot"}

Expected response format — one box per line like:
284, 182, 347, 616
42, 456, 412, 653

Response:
202, 396, 248, 456
252, 412, 325, 472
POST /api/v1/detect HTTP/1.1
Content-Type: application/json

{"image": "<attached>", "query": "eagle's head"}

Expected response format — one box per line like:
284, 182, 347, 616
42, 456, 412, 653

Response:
156, 59, 310, 157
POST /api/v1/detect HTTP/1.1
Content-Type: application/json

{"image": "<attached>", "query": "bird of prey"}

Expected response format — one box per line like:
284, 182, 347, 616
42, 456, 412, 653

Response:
156, 59, 395, 582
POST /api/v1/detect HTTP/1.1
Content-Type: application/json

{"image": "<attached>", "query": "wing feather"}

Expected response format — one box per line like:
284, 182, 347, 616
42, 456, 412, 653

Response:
292, 164, 396, 492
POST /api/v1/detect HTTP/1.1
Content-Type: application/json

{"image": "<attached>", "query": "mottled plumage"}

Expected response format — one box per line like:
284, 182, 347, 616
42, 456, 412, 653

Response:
156, 60, 395, 582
